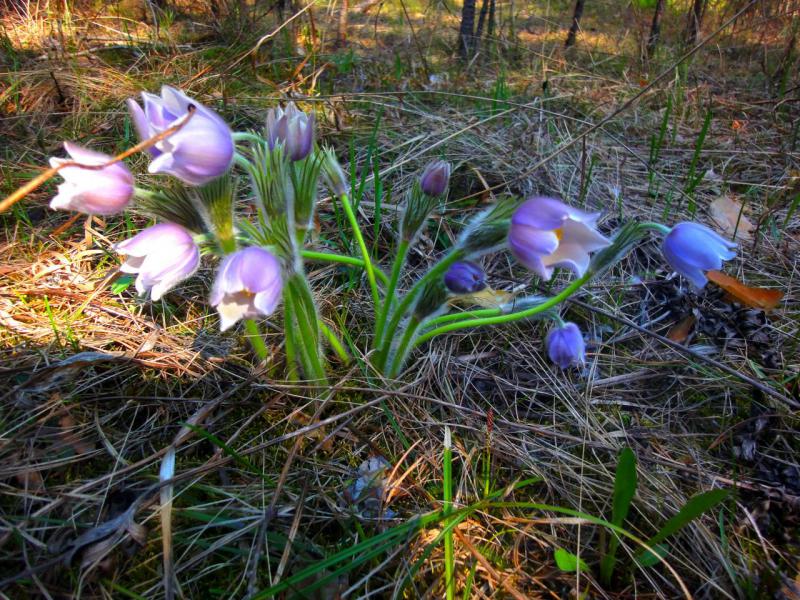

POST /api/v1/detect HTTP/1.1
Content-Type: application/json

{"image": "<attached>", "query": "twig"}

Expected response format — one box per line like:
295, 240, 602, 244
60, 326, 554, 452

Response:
0, 106, 196, 214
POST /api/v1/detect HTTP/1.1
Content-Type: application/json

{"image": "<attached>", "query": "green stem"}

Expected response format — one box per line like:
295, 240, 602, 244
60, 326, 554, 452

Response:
413, 273, 591, 348
286, 274, 328, 384
301, 250, 389, 285
283, 303, 298, 382
640, 221, 672, 235
443, 427, 454, 600
338, 193, 380, 307
376, 250, 463, 371
318, 319, 351, 364
387, 315, 421, 377
374, 239, 410, 349
244, 319, 269, 361
425, 307, 501, 329
232, 131, 265, 145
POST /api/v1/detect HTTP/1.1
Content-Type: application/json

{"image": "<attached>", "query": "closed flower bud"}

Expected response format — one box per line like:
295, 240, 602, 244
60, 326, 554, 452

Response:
662, 222, 737, 288
444, 261, 486, 294
509, 197, 610, 281
116, 223, 200, 300
210, 247, 283, 331
413, 278, 448, 321
546, 321, 585, 369
266, 102, 315, 162
127, 86, 234, 186
419, 160, 451, 197
48, 142, 134, 215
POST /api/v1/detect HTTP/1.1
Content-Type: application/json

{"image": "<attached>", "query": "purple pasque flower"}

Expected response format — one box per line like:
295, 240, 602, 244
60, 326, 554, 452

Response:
546, 321, 586, 369
444, 261, 487, 294
509, 196, 611, 281
210, 246, 283, 332
266, 102, 315, 161
49, 142, 134, 215
662, 222, 737, 288
419, 160, 451, 197
116, 223, 200, 301
127, 86, 233, 185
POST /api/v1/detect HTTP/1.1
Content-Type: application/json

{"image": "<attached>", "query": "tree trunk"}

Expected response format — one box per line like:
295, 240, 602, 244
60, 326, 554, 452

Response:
475, 0, 490, 40
487, 0, 496, 38
686, 0, 706, 46
458, 0, 477, 59
646, 0, 665, 57
337, 0, 349, 46
565, 0, 585, 48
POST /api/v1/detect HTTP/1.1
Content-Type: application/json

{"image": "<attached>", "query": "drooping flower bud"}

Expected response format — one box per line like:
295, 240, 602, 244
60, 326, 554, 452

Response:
266, 102, 315, 162
322, 148, 349, 196
419, 160, 451, 197
444, 261, 487, 294
115, 223, 200, 300
546, 321, 586, 369
662, 222, 737, 288
210, 246, 283, 331
48, 142, 134, 215
509, 197, 610, 280
127, 86, 234, 186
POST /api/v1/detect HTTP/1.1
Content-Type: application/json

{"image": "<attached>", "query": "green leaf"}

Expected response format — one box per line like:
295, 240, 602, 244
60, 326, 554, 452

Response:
600, 447, 638, 584
637, 542, 668, 567
635, 489, 729, 564
111, 274, 134, 295
554, 547, 589, 572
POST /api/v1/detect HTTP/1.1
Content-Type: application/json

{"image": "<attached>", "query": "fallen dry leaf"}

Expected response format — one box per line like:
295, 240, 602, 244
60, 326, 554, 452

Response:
709, 196, 755, 240
707, 270, 784, 310
449, 287, 513, 308
667, 314, 696, 343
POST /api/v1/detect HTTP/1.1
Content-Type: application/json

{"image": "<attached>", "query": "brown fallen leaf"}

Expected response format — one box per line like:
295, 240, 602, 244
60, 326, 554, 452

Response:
667, 314, 696, 343
707, 270, 784, 311
709, 196, 755, 240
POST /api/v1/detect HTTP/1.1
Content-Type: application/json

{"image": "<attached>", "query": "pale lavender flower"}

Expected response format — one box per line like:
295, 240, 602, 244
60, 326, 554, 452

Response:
210, 247, 283, 332
509, 197, 610, 280
116, 223, 200, 300
546, 321, 585, 369
127, 86, 233, 185
662, 222, 737, 288
48, 142, 134, 215
419, 160, 451, 197
444, 261, 486, 294
266, 102, 315, 161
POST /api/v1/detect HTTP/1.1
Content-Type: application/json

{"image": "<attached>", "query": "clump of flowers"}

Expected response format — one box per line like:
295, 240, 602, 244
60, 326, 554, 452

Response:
13, 86, 742, 378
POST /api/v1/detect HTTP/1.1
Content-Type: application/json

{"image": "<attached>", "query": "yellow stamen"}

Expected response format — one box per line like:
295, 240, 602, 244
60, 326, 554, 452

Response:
553, 228, 563, 241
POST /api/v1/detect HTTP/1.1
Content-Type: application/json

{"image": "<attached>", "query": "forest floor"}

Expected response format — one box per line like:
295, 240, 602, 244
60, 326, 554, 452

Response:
1, 1, 799, 598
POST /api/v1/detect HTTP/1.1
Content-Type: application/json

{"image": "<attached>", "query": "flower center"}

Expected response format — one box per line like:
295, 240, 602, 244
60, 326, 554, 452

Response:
553, 228, 563, 241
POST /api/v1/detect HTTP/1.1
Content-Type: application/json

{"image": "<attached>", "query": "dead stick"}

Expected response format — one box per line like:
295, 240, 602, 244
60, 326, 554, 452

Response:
0, 106, 196, 214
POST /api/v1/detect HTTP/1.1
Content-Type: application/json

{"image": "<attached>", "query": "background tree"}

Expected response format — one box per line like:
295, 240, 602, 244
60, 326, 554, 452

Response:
647, 0, 666, 57
686, 0, 706, 45
458, 0, 477, 58
565, 0, 585, 48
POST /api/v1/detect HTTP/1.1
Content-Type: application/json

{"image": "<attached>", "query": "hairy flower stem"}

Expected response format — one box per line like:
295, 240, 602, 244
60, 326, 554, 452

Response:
285, 273, 328, 385
387, 315, 421, 377
244, 319, 269, 361
639, 221, 672, 235
375, 250, 464, 373
374, 239, 410, 350
413, 273, 591, 348
232, 131, 265, 145
301, 250, 389, 285
338, 193, 380, 307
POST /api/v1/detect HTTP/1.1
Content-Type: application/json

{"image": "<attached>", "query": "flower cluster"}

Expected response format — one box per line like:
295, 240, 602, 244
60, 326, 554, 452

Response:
40, 84, 741, 375
48, 86, 282, 333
